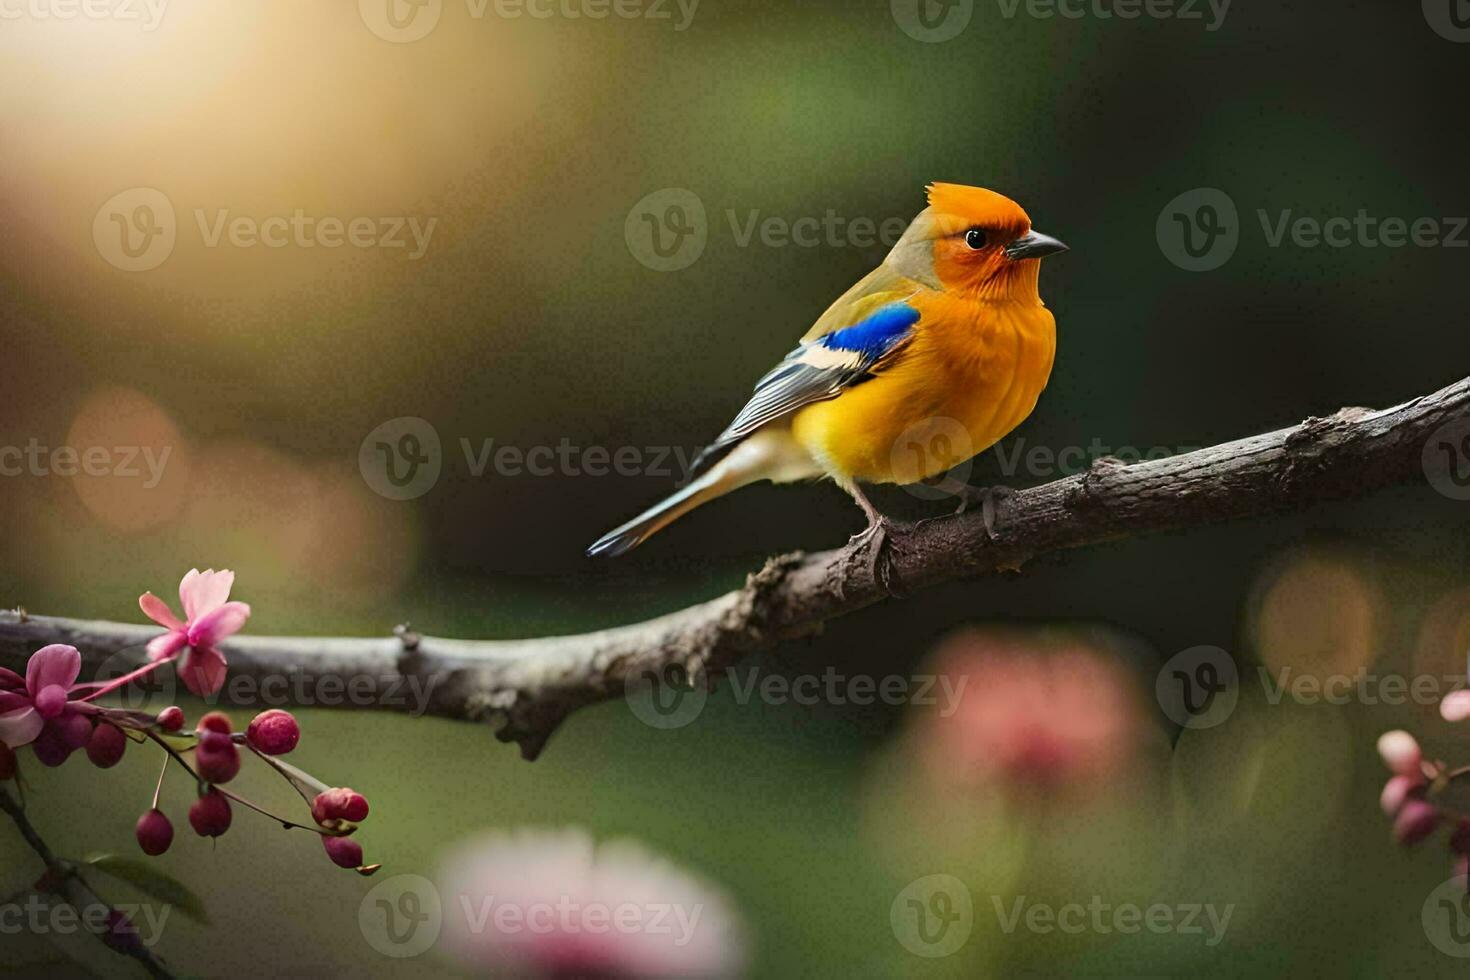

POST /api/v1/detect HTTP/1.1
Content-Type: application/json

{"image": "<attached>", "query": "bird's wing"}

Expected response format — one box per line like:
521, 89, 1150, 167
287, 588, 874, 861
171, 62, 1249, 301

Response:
688, 279, 922, 477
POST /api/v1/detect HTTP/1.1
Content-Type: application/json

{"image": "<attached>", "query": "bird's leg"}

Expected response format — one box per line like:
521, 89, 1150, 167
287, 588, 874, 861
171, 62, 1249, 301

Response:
846, 484, 903, 595
921, 476, 1015, 541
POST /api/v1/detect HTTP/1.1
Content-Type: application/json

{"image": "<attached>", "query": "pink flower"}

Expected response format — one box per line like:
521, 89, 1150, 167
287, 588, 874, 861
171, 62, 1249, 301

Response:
1377, 730, 1423, 777
0, 645, 93, 750
437, 828, 745, 978
1442, 690, 1470, 723
915, 631, 1144, 795
139, 569, 250, 696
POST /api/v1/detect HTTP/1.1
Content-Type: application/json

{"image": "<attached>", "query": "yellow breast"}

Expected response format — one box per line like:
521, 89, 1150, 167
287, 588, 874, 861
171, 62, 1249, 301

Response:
789, 298, 1056, 486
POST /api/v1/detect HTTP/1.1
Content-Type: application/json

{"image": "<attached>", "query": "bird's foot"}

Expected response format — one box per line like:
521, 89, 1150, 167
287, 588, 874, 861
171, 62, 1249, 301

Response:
952, 484, 1016, 541
847, 515, 907, 597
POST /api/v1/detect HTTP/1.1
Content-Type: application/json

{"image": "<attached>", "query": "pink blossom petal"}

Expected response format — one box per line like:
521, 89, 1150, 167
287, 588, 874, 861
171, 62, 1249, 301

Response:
138, 592, 184, 631
179, 646, 228, 697
146, 632, 188, 663
0, 667, 23, 689
0, 707, 42, 748
188, 602, 251, 649
25, 645, 81, 697
1442, 690, 1470, 723
0, 691, 28, 713
180, 568, 234, 621
1377, 730, 1423, 776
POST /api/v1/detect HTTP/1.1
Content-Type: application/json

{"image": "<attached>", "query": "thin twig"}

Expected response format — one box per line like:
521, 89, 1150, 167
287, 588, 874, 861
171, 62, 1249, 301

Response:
0, 786, 175, 979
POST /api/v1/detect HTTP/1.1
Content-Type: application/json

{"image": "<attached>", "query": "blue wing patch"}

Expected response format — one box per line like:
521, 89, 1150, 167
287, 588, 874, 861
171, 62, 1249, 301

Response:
688, 300, 920, 477
818, 301, 922, 357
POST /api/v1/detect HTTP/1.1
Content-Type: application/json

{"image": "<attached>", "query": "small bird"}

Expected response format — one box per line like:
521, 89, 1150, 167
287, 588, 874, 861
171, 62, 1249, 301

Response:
588, 182, 1067, 559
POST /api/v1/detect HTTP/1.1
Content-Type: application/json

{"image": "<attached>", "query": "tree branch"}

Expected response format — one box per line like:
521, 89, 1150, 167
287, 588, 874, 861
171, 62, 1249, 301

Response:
0, 787, 175, 978
2, 374, 1467, 760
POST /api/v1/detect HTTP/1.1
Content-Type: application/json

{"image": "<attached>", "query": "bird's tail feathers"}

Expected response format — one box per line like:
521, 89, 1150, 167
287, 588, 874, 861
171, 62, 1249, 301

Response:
587, 428, 819, 557
586, 467, 745, 558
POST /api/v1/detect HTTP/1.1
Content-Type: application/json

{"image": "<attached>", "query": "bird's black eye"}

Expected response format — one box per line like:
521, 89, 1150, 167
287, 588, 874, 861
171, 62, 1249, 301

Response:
964, 228, 987, 250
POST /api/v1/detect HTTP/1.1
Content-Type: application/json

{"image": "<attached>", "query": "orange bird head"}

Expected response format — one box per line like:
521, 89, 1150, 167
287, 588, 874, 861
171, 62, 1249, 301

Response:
889, 182, 1068, 298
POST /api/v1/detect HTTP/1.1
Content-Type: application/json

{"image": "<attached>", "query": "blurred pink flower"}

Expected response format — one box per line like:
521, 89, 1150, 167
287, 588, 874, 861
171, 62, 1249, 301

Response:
1442, 690, 1470, 723
139, 568, 250, 696
1376, 730, 1423, 777
437, 828, 744, 978
917, 631, 1144, 795
0, 645, 93, 751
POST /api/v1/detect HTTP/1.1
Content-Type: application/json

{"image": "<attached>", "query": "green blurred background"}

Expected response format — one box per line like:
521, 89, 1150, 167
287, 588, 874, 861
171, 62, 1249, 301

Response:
3, 0, 1470, 975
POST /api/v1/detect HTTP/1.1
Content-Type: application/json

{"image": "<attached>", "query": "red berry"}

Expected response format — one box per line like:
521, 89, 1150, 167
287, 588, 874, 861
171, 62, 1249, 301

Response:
188, 789, 232, 837
194, 737, 240, 784
1395, 799, 1441, 845
312, 787, 369, 826
156, 706, 185, 732
322, 835, 364, 869
197, 711, 232, 734
135, 809, 174, 856
246, 710, 300, 756
101, 910, 142, 954
0, 743, 15, 781
56, 713, 93, 750
1380, 775, 1423, 816
31, 728, 73, 768
86, 723, 127, 769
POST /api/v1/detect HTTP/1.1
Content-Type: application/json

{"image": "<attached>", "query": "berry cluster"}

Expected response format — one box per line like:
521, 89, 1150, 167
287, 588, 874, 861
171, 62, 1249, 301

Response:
1377, 726, 1470, 888
0, 570, 378, 875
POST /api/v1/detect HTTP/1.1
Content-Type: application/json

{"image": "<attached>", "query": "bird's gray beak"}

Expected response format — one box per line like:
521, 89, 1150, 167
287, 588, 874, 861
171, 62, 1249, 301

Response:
1004, 230, 1069, 260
